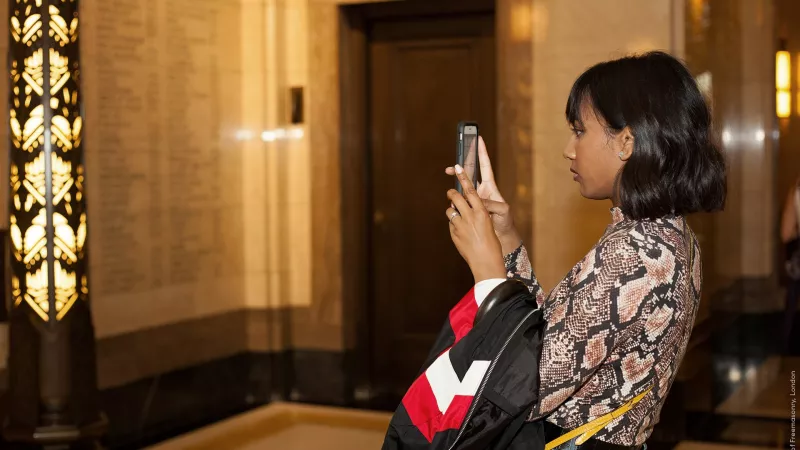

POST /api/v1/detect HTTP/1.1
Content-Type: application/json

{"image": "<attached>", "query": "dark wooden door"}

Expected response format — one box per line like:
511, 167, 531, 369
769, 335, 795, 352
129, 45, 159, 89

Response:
369, 12, 496, 400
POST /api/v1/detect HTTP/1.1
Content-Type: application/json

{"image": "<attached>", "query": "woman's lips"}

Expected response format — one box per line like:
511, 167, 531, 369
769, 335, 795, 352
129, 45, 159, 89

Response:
570, 168, 579, 181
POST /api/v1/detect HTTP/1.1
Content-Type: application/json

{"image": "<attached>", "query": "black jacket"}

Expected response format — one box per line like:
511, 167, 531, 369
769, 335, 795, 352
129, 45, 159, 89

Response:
382, 280, 547, 449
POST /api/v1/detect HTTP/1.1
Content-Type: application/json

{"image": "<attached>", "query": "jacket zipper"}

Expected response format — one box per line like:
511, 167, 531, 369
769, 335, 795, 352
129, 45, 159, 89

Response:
447, 308, 538, 450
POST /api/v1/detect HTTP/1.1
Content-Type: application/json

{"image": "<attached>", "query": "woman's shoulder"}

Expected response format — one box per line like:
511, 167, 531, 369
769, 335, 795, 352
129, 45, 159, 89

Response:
590, 224, 644, 269
602, 216, 689, 259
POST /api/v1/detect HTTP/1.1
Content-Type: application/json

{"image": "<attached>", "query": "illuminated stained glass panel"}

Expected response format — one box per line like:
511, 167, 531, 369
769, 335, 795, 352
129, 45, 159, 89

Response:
9, 0, 87, 322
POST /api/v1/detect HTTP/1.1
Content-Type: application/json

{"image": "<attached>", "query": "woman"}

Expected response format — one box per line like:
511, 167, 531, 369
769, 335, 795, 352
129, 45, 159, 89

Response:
781, 177, 800, 353
445, 52, 726, 447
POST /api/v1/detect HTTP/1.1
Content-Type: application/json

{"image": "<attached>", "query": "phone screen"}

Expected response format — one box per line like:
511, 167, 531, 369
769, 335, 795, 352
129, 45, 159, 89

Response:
462, 126, 479, 187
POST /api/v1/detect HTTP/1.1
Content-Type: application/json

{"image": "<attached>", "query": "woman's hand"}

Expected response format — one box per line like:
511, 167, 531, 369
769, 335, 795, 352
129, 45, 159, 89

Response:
446, 137, 521, 254
446, 165, 507, 283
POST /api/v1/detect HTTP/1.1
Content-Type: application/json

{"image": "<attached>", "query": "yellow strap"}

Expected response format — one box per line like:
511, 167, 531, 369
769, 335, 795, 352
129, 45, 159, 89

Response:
544, 386, 652, 450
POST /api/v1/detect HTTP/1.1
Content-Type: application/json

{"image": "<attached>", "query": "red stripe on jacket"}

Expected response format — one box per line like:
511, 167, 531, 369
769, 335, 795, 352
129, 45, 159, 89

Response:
401, 288, 479, 442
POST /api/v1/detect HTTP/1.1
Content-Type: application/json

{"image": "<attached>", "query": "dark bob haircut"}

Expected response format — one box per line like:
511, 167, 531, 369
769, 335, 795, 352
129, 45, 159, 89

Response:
566, 51, 726, 220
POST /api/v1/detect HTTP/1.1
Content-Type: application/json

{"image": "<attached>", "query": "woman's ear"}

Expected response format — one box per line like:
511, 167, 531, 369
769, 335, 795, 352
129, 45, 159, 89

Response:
618, 127, 634, 161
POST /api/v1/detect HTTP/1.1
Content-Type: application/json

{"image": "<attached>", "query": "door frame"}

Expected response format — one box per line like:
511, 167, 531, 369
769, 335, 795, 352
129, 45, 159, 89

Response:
338, 0, 534, 405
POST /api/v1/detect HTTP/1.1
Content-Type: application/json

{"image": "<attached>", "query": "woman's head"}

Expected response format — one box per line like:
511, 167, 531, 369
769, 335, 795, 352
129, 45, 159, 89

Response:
563, 51, 727, 219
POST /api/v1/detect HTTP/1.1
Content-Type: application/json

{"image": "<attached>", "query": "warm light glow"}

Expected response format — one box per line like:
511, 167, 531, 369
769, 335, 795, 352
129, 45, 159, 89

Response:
261, 127, 304, 143
696, 71, 712, 98
235, 129, 253, 141
778, 90, 791, 118
690, 0, 705, 24
728, 366, 742, 383
510, 2, 532, 42
9, 0, 86, 321
261, 130, 277, 142
721, 129, 732, 144
777, 51, 791, 90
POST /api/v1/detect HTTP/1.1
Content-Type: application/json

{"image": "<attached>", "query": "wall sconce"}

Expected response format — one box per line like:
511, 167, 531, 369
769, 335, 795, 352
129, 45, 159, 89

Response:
777, 50, 791, 90
776, 45, 791, 118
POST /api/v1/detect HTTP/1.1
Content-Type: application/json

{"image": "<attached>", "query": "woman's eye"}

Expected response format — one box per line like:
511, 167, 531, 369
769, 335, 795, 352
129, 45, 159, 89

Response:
571, 128, 584, 137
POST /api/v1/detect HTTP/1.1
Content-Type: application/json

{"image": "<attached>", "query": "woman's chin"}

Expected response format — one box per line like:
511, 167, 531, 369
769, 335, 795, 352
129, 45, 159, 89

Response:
577, 185, 605, 200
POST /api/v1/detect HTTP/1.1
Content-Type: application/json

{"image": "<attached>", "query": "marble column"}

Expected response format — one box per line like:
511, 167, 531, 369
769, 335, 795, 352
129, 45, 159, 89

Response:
776, 0, 800, 269
706, 0, 778, 312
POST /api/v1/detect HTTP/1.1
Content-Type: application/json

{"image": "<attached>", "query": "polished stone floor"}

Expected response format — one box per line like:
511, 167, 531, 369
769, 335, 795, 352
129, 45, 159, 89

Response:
148, 403, 391, 450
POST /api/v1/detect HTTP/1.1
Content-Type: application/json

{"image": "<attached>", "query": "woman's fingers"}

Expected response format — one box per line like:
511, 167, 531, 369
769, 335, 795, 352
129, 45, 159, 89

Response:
445, 167, 456, 175
454, 165, 485, 212
478, 136, 495, 184
447, 188, 472, 219
445, 206, 460, 221
445, 207, 461, 228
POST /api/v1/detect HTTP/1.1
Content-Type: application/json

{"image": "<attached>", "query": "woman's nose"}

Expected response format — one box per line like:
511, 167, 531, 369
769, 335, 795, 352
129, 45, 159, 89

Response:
563, 142, 576, 160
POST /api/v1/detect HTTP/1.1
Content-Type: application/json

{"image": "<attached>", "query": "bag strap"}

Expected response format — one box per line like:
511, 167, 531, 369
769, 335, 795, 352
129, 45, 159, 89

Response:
544, 386, 652, 449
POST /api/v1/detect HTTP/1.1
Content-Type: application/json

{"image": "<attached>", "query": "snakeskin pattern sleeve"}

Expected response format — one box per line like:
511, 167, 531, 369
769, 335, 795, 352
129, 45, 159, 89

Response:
503, 244, 545, 306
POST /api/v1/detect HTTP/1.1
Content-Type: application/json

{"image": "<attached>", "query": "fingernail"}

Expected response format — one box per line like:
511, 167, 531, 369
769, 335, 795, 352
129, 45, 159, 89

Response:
455, 165, 463, 174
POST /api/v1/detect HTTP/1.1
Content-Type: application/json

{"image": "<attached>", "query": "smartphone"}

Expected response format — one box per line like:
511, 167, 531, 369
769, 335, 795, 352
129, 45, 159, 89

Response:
456, 121, 480, 195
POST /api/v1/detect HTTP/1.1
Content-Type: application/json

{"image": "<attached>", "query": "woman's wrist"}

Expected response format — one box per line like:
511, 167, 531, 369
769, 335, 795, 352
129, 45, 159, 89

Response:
472, 258, 507, 284
498, 229, 523, 256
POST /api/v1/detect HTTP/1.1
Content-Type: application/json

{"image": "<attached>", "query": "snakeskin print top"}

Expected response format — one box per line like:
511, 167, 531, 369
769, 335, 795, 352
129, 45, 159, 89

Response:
507, 207, 701, 445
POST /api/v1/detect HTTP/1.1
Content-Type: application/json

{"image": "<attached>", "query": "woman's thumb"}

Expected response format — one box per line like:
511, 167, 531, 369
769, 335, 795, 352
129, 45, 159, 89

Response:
482, 199, 509, 215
